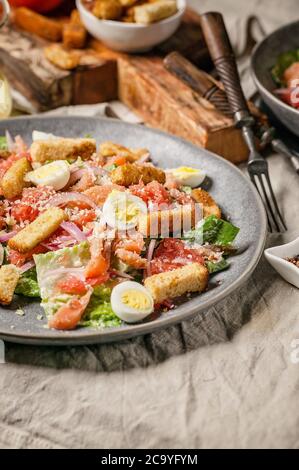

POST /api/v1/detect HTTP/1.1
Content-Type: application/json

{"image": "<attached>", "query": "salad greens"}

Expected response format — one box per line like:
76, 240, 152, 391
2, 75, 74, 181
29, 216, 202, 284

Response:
271, 48, 299, 86
184, 215, 239, 274
15, 268, 40, 298
81, 286, 121, 328
184, 215, 239, 246
34, 242, 90, 299
33, 242, 121, 328
34, 242, 90, 316
206, 258, 229, 274
0, 136, 7, 151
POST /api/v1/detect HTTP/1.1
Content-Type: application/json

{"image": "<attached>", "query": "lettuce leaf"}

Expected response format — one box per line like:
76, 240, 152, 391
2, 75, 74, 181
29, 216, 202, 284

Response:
206, 257, 229, 274
81, 284, 121, 328
34, 242, 90, 316
0, 136, 7, 151
81, 297, 121, 329
185, 215, 239, 246
15, 268, 40, 298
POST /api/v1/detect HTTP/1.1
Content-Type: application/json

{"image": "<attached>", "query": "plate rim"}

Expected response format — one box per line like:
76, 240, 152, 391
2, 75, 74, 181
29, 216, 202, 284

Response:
0, 116, 268, 345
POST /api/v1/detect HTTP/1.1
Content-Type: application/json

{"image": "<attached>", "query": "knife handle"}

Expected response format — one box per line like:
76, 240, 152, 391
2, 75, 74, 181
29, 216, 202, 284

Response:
200, 12, 253, 125
164, 52, 232, 116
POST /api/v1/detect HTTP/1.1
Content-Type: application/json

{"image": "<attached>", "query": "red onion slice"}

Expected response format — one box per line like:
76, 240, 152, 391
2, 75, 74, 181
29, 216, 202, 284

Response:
47, 192, 97, 209
5, 130, 15, 152
0, 244, 4, 266
0, 230, 17, 243
60, 221, 87, 243
67, 169, 86, 187
91, 166, 108, 176
20, 260, 35, 273
146, 239, 156, 278
137, 152, 151, 164
110, 269, 134, 280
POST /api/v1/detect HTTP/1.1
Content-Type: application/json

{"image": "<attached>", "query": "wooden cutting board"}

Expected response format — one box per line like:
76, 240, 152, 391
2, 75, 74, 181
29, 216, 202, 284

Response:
0, 8, 249, 163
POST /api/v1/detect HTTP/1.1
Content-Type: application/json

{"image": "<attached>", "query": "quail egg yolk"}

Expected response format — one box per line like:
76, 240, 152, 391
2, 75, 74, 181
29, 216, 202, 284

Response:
121, 289, 152, 311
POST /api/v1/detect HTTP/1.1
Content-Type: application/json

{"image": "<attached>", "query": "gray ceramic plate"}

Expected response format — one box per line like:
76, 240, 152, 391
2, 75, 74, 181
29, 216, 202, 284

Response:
0, 117, 267, 345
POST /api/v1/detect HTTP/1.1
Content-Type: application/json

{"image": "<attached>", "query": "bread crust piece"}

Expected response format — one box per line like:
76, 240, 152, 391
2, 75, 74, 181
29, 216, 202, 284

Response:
134, 0, 177, 24
1, 157, 31, 199
63, 23, 87, 50
14, 7, 63, 42
8, 208, 66, 254
0, 265, 20, 305
111, 162, 165, 186
138, 204, 200, 237
0, 150, 11, 159
30, 138, 96, 163
93, 0, 123, 20
191, 188, 221, 219
99, 141, 149, 162
144, 263, 209, 303
119, 0, 138, 6
44, 44, 81, 70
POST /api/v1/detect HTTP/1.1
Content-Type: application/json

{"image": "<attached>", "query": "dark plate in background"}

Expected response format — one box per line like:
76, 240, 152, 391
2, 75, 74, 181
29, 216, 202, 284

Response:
0, 117, 267, 345
251, 20, 299, 137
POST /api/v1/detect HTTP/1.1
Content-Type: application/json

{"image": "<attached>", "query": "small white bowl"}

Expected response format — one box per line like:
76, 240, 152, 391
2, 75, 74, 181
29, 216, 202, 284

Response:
264, 236, 299, 288
76, 0, 186, 53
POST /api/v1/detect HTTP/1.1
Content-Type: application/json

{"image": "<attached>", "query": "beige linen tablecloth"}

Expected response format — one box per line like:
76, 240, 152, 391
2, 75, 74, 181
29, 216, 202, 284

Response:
1, 0, 299, 449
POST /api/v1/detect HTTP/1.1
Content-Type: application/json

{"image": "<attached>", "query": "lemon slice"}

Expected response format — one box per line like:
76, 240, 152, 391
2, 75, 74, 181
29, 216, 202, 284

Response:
0, 73, 12, 118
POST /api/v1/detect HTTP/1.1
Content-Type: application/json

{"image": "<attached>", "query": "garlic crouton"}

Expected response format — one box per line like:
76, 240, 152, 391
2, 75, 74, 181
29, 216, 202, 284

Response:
30, 138, 96, 163
138, 204, 201, 237
93, 0, 122, 20
1, 157, 31, 199
8, 208, 66, 254
63, 21, 87, 50
144, 263, 209, 304
111, 162, 165, 186
0, 149, 11, 159
134, 0, 178, 25
99, 141, 149, 162
44, 44, 80, 70
0, 265, 20, 305
191, 188, 221, 219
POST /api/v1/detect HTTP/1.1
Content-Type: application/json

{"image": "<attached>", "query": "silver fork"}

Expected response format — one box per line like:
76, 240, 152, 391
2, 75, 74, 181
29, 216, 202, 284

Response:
243, 125, 287, 232
200, 12, 287, 232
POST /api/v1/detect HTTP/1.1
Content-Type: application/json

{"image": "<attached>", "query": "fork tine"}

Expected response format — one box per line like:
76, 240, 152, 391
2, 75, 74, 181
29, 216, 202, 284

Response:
264, 172, 287, 231
256, 173, 280, 232
250, 173, 273, 232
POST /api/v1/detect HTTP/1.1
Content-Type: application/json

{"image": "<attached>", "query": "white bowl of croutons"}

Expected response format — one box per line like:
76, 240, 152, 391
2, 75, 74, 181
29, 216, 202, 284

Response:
77, 0, 186, 53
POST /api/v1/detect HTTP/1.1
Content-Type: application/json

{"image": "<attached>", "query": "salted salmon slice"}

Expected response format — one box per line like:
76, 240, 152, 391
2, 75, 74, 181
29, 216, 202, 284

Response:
48, 289, 92, 331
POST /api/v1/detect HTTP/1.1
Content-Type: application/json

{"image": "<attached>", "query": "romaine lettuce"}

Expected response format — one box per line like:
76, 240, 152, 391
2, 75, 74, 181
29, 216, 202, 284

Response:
0, 136, 7, 150
34, 242, 90, 316
206, 257, 229, 274
80, 284, 121, 328
184, 215, 239, 246
34, 242, 90, 299
15, 268, 40, 298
